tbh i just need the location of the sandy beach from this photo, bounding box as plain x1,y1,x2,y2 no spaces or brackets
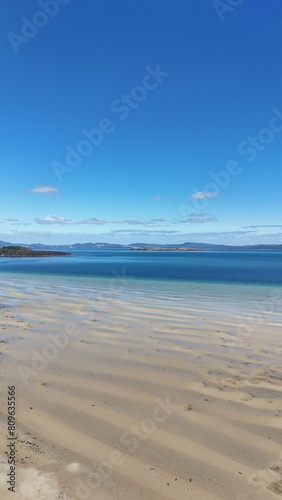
0,278,282,500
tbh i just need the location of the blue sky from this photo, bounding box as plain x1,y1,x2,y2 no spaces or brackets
1,0,282,245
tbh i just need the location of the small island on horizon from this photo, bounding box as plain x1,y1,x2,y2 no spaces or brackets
129,247,204,251
0,246,71,258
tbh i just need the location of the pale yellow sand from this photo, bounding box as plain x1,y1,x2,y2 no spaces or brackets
0,280,282,499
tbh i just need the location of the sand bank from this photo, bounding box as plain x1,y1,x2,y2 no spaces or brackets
0,279,282,499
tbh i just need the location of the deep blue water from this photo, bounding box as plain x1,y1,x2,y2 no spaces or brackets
0,250,282,286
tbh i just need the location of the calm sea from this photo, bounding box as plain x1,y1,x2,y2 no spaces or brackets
0,250,282,321
0,249,282,286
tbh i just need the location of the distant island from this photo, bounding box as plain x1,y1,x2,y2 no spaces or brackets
1,240,282,251
0,246,71,258
129,247,203,252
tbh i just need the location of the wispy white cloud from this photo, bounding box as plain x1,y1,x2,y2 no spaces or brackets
172,213,218,224
35,213,217,227
35,215,165,227
186,217,218,224
242,224,282,229
28,185,59,195
1,229,282,247
10,222,32,226
111,229,180,235
3,218,31,226
152,195,164,201
189,191,219,200
36,215,74,224
189,213,207,217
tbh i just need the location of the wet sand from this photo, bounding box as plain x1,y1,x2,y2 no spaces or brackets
0,279,282,499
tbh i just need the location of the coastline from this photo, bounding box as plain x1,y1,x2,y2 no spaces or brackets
0,246,71,258
0,276,282,499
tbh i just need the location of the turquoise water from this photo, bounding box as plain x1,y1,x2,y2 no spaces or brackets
0,250,282,286
1,251,281,340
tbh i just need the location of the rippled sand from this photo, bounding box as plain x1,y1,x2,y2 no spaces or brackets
0,278,282,499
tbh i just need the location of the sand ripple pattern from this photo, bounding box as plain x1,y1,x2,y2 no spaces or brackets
0,278,282,499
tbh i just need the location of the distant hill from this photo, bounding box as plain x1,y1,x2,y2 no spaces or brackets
29,242,126,250
0,240,14,247
128,242,282,250
0,240,282,251
129,242,219,249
